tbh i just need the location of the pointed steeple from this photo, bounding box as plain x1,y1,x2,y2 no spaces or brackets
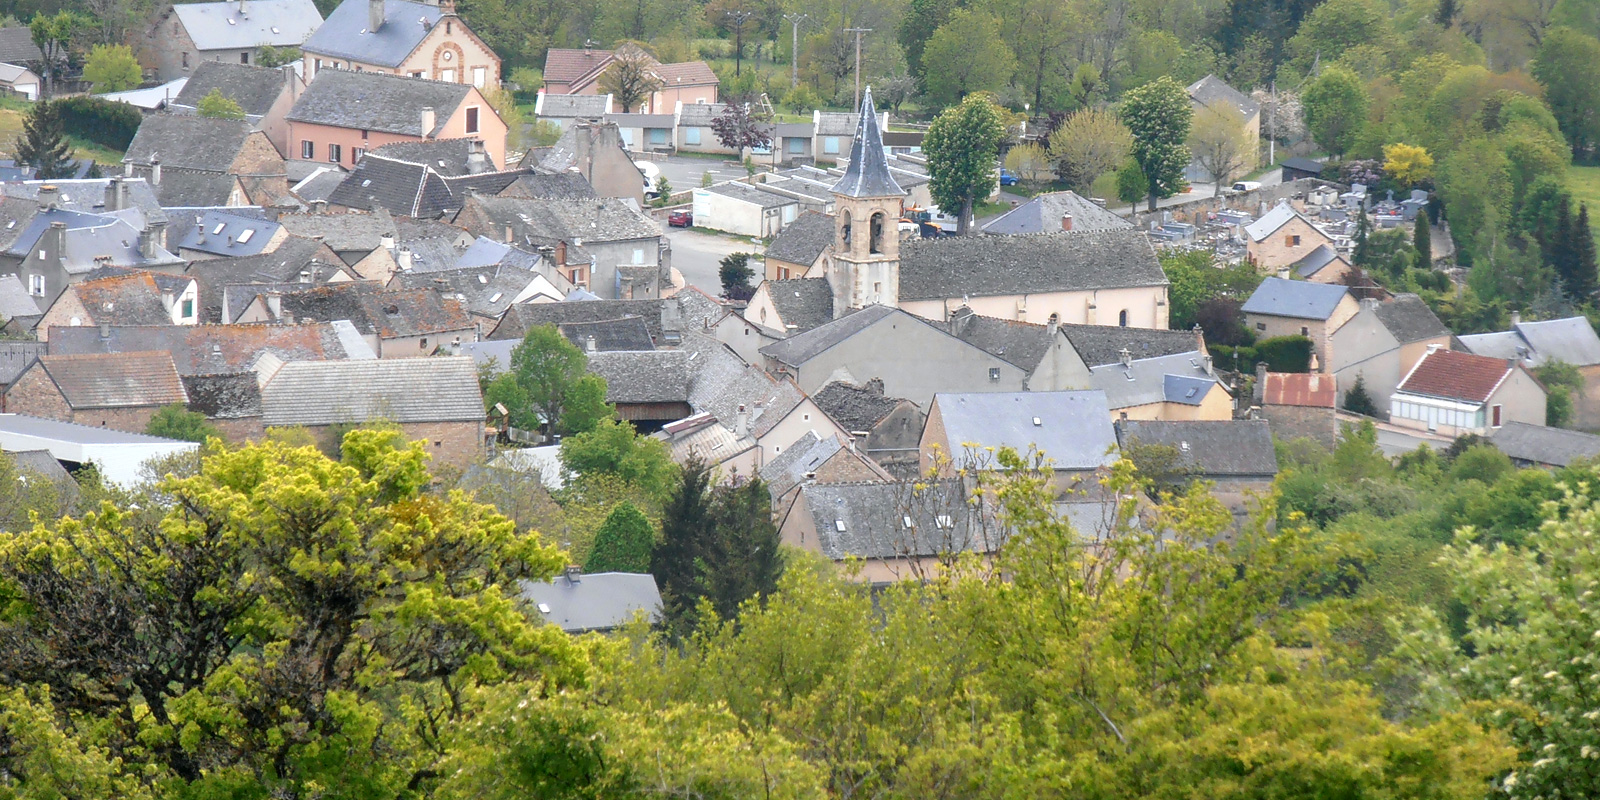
831,86,904,198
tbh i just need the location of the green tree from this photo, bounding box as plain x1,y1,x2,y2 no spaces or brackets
584,500,655,573
559,417,677,500
1574,204,1599,299
923,94,1007,234
1414,210,1433,266
897,0,959,87
29,11,79,98
652,174,671,207
1119,75,1193,211
597,46,664,113
919,9,1016,105
558,373,613,435
1189,102,1252,196
0,431,583,795
196,87,246,120
489,324,595,433
1343,374,1379,416
145,404,220,443
1532,26,1600,159
1536,359,1583,427
255,45,300,67
82,44,139,92
703,476,782,620
719,252,755,301
1302,64,1369,159
1046,107,1132,191
14,101,72,180
1116,158,1148,212
651,456,715,632
1286,0,1394,70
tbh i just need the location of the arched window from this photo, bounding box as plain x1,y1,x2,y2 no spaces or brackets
869,211,886,254
1118,309,1129,327
840,210,852,245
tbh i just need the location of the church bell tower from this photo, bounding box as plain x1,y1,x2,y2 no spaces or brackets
828,85,906,317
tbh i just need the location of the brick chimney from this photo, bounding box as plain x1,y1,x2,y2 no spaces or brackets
37,184,58,209
1061,212,1073,231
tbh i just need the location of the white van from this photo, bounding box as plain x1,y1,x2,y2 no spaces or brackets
1231,181,1262,193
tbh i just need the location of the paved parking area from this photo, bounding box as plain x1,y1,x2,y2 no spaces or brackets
666,227,765,294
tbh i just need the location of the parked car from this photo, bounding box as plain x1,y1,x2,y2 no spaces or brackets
999,168,1018,187
668,210,693,228
1230,181,1263,193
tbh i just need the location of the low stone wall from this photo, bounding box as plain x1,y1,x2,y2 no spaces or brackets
1130,178,1347,229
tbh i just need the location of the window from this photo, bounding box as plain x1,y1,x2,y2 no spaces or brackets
182,298,194,318
411,70,423,77
684,127,701,145
649,128,668,145
361,128,369,140
301,140,314,159
777,266,790,279
473,66,487,87
240,52,249,64
465,106,479,134
1286,234,1301,246
441,68,455,82
315,58,323,71
28,274,43,297
1300,325,1309,336
182,51,189,68
823,136,840,155
632,248,644,264
328,143,341,163
1493,404,1503,427
869,212,885,254
1118,309,1128,327
1255,322,1266,331
353,147,366,161
568,265,588,286
446,20,452,33
619,128,634,148
787,137,803,154
989,367,1001,382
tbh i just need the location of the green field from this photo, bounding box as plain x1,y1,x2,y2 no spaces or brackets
1567,164,1600,235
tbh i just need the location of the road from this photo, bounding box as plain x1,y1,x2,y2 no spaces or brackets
667,227,765,293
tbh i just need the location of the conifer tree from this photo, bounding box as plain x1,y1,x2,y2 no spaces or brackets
584,501,655,574
14,100,72,180
1572,204,1599,301
1343,374,1378,417
1553,200,1581,299
1413,211,1432,267
651,457,714,632
1352,207,1373,267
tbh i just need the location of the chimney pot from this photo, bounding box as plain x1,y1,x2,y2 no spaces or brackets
585,335,597,352
151,158,162,186
1118,347,1132,367
1061,213,1073,231
1511,310,1521,326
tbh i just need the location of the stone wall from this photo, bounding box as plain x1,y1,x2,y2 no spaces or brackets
1261,404,1338,450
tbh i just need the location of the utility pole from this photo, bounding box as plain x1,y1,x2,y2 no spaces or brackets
844,27,871,109
783,13,809,90
725,10,757,76
1268,80,1276,166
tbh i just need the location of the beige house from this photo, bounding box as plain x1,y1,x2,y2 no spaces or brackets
1460,315,1600,430
1244,202,1336,270
301,0,500,89
282,69,507,172
36,271,198,342
139,0,322,82
1241,277,1360,371
541,45,717,112
1087,350,1233,421
1328,294,1454,412
1390,347,1547,436
1185,75,1260,184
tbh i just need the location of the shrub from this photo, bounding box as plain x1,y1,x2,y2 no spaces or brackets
54,95,141,151
1254,335,1314,372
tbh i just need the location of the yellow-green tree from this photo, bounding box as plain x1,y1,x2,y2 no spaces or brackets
1383,142,1435,187
82,43,140,92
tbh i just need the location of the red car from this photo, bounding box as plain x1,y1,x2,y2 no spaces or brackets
668,210,693,228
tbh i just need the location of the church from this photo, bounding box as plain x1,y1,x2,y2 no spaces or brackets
746,88,1171,337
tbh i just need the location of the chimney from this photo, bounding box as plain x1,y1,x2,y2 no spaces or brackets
122,161,133,177
865,377,884,396
1193,322,1204,352
1118,347,1132,368
103,177,119,211
237,0,246,13
1363,297,1380,311
37,184,57,209
1510,310,1521,327
1254,361,1268,401
368,0,384,31
734,403,749,438
555,239,567,265
266,293,282,319
397,246,413,270
151,158,162,186
1061,213,1073,231
419,107,435,139
466,139,489,173
585,335,597,353
1202,354,1213,376
99,322,110,339
503,225,513,244
564,565,581,584
380,233,395,251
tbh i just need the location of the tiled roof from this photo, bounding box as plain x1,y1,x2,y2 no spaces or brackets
171,61,289,117
899,229,1166,301
944,309,1052,371
455,195,660,244
48,322,354,375
1396,348,1515,403
830,87,902,199
302,0,442,67
762,277,834,334
288,70,473,136
1088,351,1224,410
1241,276,1350,321
327,154,456,218
1243,201,1310,242
174,210,281,257
701,181,795,208
796,480,991,560
497,172,598,199
278,210,396,253
1514,318,1600,366
760,304,898,366
1261,371,1336,408
369,138,494,177
124,113,253,172
981,191,1132,235
260,356,484,426
393,264,546,318
172,0,322,50
653,61,717,85
66,273,172,327
1372,294,1450,344
677,102,726,127
542,48,616,86
1059,323,1201,367
0,27,42,63
491,299,666,342
814,111,862,136
930,390,1118,470
151,169,240,208
356,288,474,337
1292,244,1343,278
1115,419,1277,477
812,380,907,434
1490,421,1600,467
758,430,837,499
586,349,692,403
764,210,834,266
184,235,345,322
0,342,44,385
558,316,655,351
535,93,612,119
34,351,186,409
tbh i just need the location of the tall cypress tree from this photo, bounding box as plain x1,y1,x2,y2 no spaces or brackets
14,100,71,180
585,501,655,574
704,477,783,620
1413,212,1432,267
651,457,714,633
1352,207,1373,267
1553,200,1580,298
1572,204,1599,302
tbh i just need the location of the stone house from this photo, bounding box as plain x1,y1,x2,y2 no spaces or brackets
4,351,187,432
1460,315,1600,429
1390,347,1547,436
1241,277,1360,371
1089,350,1233,421
451,194,662,299
1255,369,1339,448
780,479,990,584
1327,294,1454,412
123,115,289,207
1244,201,1336,270
745,277,835,336
759,430,892,525
301,0,500,89
35,270,198,341
4,200,185,309
1293,244,1356,285
527,121,645,203
811,379,925,477
1028,322,1207,392
46,321,363,372
169,62,305,154
258,354,485,466
762,211,834,281
233,283,476,357
541,45,717,112
139,0,323,82
282,69,507,173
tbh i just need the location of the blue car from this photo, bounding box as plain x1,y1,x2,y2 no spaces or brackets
999,169,1018,187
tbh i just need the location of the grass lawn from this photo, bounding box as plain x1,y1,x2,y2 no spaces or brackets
1568,164,1600,235
0,100,126,166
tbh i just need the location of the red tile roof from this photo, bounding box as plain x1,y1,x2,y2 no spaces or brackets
1262,371,1336,408
654,61,719,86
38,351,186,409
1397,348,1514,403
542,48,616,86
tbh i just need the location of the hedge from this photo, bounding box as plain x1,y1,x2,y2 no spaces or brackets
1210,335,1314,373
54,96,141,152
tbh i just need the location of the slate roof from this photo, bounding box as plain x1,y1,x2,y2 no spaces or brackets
677,102,727,127
702,181,795,208
753,278,831,335
302,0,442,66
4,208,184,274
1243,202,1311,242
327,154,457,218
260,355,484,426
369,138,494,177
1116,419,1278,478
814,111,862,137
520,571,662,633
1186,74,1260,118
288,70,473,136
930,390,1118,470
1396,348,1516,403
278,210,397,253
899,230,1166,301
393,264,544,318
759,430,838,499
490,299,667,342
0,274,40,321
586,349,692,403
357,288,474,337
8,449,73,487
1461,317,1600,367
1059,323,1201,367
1282,157,1324,173
498,172,598,199
32,351,186,409
831,87,902,199
1373,294,1451,344
1490,421,1600,468
981,191,1132,235
1292,244,1344,278
0,27,42,63
65,273,173,327
457,195,660,246
182,372,262,418
558,316,655,351
171,61,289,117
536,93,612,119
151,169,241,208
945,310,1052,371
764,210,834,266
175,210,281,257
1088,351,1225,410
172,0,322,50
451,236,545,273
185,236,344,321
796,480,993,561
812,381,906,434
1241,277,1351,321
760,304,899,366
0,342,45,385
125,115,253,173
4,178,165,224
1261,372,1336,407
654,61,717,85
48,322,354,375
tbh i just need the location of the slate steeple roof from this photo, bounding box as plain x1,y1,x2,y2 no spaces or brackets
831,86,904,199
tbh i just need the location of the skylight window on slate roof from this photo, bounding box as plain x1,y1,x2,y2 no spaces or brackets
213,223,226,234
835,519,847,532
237,228,253,243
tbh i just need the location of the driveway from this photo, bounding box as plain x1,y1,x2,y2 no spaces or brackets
648,154,750,194
667,227,765,294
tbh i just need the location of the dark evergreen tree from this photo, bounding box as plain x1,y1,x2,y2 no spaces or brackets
1413,211,1432,267
719,252,755,301
1572,204,1599,301
1343,374,1379,417
704,477,783,620
1351,207,1373,267
1434,0,1458,26
1553,200,1581,299
585,501,655,574
651,457,715,633
15,100,72,180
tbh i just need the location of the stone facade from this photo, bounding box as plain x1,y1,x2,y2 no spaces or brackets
290,419,484,469
1247,214,1335,271
304,14,501,89
2,365,165,432
1260,404,1338,449
1244,293,1360,372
